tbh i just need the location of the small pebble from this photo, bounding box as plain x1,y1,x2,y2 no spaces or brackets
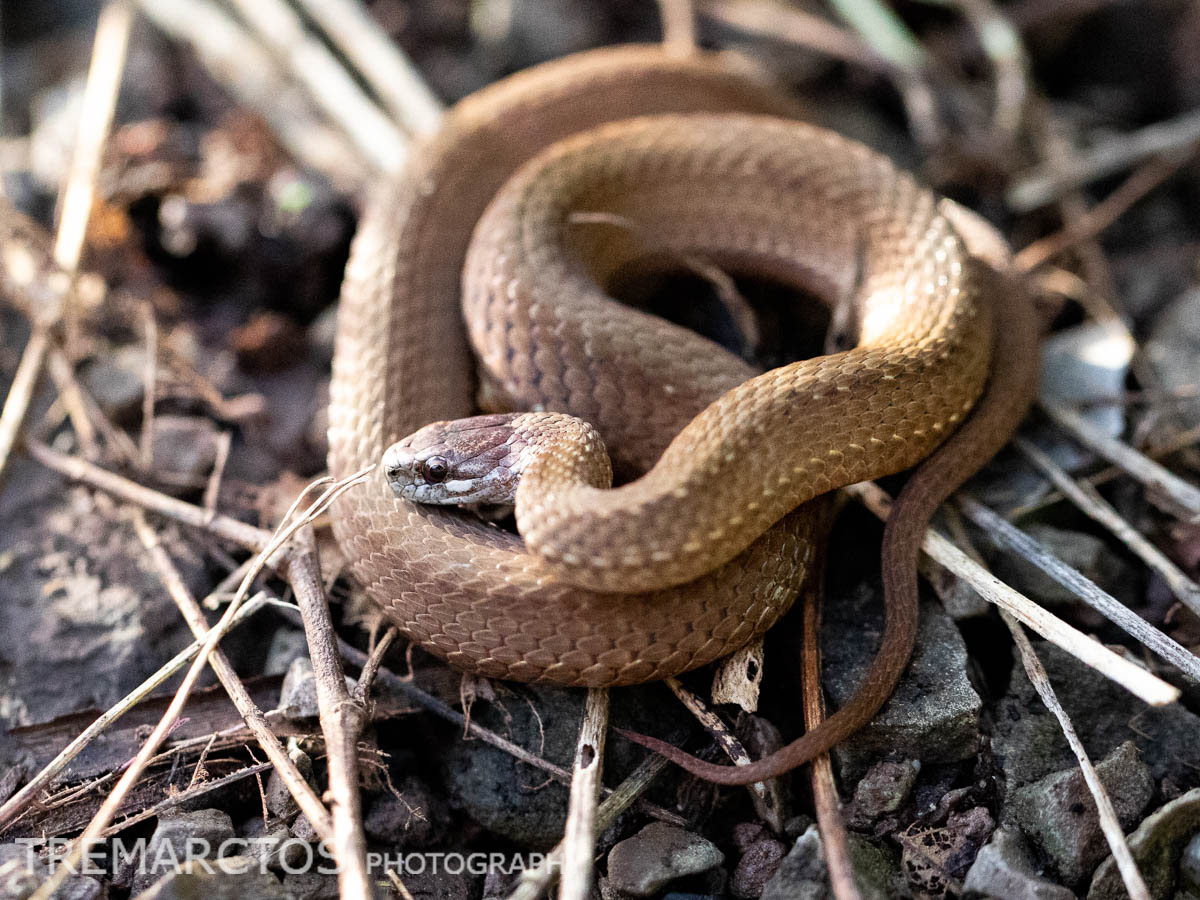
731,833,787,898
606,822,724,897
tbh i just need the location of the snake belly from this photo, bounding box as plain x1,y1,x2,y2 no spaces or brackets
327,45,994,688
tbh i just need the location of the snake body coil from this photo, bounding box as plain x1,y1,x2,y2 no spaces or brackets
328,46,1039,784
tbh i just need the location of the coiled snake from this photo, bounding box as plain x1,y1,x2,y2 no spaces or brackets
327,45,1039,784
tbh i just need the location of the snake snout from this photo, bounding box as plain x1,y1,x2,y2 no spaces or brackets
381,443,417,498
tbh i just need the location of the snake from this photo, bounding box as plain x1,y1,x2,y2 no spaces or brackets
327,45,1040,785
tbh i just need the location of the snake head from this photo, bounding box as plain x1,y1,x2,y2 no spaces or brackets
382,413,525,506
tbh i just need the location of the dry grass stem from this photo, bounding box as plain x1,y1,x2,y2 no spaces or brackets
386,870,419,900
1001,612,1150,899
223,0,407,174
96,762,274,837
1016,154,1194,270
0,595,268,835
132,511,334,840
701,0,940,145
828,0,927,71
0,329,50,481
958,493,1200,681
1025,103,1141,352
202,430,233,514
135,0,367,188
1015,437,1200,614
139,304,158,467
30,580,280,898
53,0,133,273
850,482,1180,705
509,753,672,900
947,0,1031,136
47,342,143,464
294,0,444,135
43,343,100,459
0,0,131,483
14,455,373,893
1041,398,1200,519
1009,106,1200,210
27,464,370,895
700,0,889,71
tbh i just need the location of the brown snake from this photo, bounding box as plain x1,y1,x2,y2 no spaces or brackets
327,45,1040,785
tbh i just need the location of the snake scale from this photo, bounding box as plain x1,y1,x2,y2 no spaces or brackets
327,45,1040,784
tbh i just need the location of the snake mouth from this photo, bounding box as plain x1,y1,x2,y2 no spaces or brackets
389,481,419,502
384,470,447,504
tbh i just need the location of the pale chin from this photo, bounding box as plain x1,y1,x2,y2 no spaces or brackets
386,478,417,501
390,478,489,507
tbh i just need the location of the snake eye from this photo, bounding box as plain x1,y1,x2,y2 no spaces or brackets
422,456,449,484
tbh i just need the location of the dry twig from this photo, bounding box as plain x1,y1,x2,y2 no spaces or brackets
32,596,268,894
223,0,407,174
293,0,443,136
352,627,399,705
850,482,1180,705
1009,106,1200,211
664,677,771,799
0,595,269,835
135,0,367,188
508,754,672,900
958,493,1200,682
1002,613,1150,899
1009,420,1200,519
659,0,698,53
18,446,374,895
1016,153,1195,270
1042,398,1200,520
801,562,862,900
1015,437,1200,615
284,529,375,899
26,437,273,551
559,689,609,900
132,511,334,838
333,640,688,827
30,467,371,898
